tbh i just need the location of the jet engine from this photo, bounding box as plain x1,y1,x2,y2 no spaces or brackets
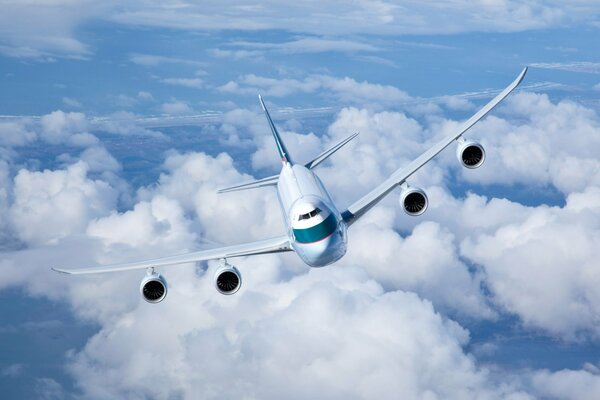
457,140,485,169
140,271,167,303
400,186,428,216
215,263,242,295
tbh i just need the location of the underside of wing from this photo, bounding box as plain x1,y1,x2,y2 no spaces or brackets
342,67,528,226
52,235,292,275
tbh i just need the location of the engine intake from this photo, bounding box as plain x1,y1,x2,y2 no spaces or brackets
400,186,428,216
457,140,485,169
140,272,167,303
215,264,242,295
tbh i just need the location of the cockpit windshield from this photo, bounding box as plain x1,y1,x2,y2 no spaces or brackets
298,207,322,221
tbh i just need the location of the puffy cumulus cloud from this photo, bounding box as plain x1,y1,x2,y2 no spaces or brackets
251,129,322,170
0,119,37,147
528,366,600,399
449,92,600,194
87,195,195,250
461,186,600,339
317,107,442,204
39,110,89,145
9,161,118,246
63,263,530,399
345,214,493,318
139,151,286,244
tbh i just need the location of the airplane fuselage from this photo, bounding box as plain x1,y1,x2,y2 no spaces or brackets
277,163,347,267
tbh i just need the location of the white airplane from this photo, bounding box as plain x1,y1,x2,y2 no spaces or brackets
53,68,528,303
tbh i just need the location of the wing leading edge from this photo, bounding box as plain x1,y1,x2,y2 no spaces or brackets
52,235,292,275
342,67,528,225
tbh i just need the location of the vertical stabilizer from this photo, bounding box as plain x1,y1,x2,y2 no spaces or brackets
258,95,293,164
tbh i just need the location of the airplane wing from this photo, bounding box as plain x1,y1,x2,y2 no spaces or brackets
52,235,292,275
342,67,528,225
217,174,279,193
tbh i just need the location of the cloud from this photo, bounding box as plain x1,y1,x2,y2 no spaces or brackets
529,61,600,74
461,186,600,339
0,119,37,147
9,161,119,246
62,97,83,108
63,262,526,399
128,53,205,67
2,2,600,60
227,37,381,54
160,77,204,89
109,1,600,36
218,74,411,106
160,100,193,115
0,1,101,59
39,110,88,145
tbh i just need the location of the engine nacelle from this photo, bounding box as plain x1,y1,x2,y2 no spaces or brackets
214,264,242,295
457,140,485,169
140,272,167,303
400,186,428,216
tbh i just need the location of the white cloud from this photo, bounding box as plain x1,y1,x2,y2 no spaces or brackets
63,262,527,399
39,110,88,145
160,77,204,89
9,161,118,245
2,2,600,60
0,120,37,147
129,53,205,67
219,74,411,106
227,37,381,54
62,97,82,108
160,100,193,115
529,367,600,399
461,186,600,339
530,61,600,74
110,1,598,35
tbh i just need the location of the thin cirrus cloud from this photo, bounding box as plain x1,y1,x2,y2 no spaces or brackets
2,2,600,59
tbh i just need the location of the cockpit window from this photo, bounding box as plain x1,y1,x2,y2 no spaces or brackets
298,207,322,221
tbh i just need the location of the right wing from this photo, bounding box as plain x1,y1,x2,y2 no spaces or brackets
52,235,292,275
342,67,528,225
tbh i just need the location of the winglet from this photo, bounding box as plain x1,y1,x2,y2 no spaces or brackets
258,95,293,164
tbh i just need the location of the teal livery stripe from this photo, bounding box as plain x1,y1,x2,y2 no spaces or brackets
293,213,337,243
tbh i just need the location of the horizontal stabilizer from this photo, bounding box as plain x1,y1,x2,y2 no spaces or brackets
305,132,359,169
217,174,279,193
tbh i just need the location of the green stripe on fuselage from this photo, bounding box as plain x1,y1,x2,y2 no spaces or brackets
293,213,338,243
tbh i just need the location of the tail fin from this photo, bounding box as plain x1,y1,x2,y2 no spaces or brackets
258,95,293,164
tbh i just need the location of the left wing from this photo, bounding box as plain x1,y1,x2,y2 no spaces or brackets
52,235,292,275
342,67,527,225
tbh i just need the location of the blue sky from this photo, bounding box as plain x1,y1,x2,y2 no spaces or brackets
2,1,600,399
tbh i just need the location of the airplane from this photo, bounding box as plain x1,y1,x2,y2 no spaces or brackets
52,67,528,303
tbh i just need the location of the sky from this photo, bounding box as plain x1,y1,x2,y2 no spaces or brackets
2,1,600,399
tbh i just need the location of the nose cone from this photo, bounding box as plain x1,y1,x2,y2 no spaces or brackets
294,228,347,267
